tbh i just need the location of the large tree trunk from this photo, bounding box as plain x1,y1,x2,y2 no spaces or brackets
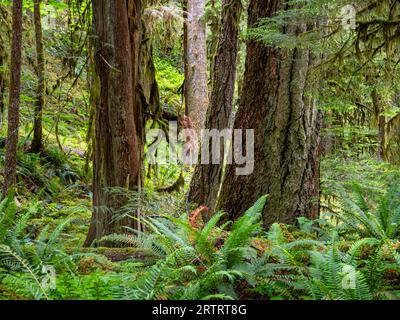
188,0,242,213
84,0,140,246
2,0,23,198
31,0,45,153
185,0,208,131
217,0,321,226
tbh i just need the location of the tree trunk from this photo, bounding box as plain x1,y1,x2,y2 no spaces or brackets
84,0,140,246
217,0,321,226
127,0,144,186
372,89,386,161
182,0,189,116
0,29,5,130
2,0,23,199
0,4,7,130
31,0,45,153
377,114,386,161
128,0,160,185
185,0,209,131
188,0,242,213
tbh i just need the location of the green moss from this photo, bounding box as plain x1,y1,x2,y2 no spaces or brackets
77,247,157,263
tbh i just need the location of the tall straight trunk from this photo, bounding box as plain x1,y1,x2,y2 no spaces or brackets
127,0,143,185
84,0,140,246
31,0,45,153
0,4,7,129
185,0,208,131
217,0,321,226
128,0,160,185
378,114,386,160
84,7,98,176
188,0,242,212
2,0,23,198
182,0,189,116
372,89,386,161
0,30,5,130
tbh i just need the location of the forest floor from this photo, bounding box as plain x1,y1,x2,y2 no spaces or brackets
1,141,400,300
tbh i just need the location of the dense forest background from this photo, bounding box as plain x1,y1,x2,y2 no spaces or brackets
0,0,400,300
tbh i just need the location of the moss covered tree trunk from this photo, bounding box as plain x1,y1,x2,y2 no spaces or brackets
31,0,45,153
127,0,144,186
2,0,23,199
0,5,7,129
188,0,242,213
128,0,160,185
217,0,321,226
0,29,5,130
372,89,387,161
84,0,140,246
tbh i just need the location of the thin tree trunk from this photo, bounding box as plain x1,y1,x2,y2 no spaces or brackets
185,0,208,131
217,0,321,226
2,0,23,198
377,114,386,161
84,16,97,176
127,0,144,186
0,31,5,130
182,0,189,116
372,88,386,161
128,0,160,185
84,0,140,246
31,0,45,153
188,0,242,213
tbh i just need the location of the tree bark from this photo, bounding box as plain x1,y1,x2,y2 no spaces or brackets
84,0,140,246
2,0,23,198
31,0,45,153
185,0,209,131
372,88,386,161
0,4,7,130
182,0,189,116
0,29,5,130
128,0,160,184
188,0,242,213
217,0,321,226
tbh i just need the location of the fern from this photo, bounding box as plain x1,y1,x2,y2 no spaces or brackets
334,180,400,240
0,245,49,300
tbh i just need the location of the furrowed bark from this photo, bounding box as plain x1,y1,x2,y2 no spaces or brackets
84,0,140,246
217,0,321,226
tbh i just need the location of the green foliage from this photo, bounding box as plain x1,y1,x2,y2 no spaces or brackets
108,195,267,300
328,177,400,240
154,56,184,111
105,194,400,300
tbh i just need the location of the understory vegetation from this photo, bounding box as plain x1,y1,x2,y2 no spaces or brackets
0,155,400,300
